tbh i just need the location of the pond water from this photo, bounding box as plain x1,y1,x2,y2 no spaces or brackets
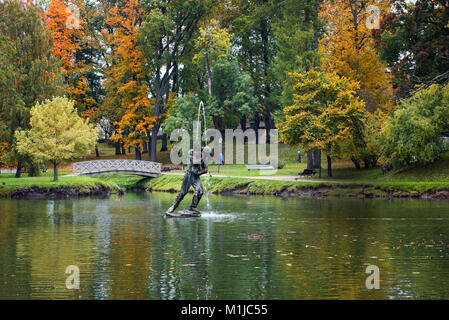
1,192,449,299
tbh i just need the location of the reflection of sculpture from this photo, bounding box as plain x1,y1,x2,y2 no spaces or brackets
166,147,209,215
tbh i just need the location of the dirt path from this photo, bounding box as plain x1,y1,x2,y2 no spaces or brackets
164,172,340,183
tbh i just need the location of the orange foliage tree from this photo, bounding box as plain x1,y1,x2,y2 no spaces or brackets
44,0,99,122
102,0,155,158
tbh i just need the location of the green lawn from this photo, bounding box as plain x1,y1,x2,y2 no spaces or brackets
0,173,120,197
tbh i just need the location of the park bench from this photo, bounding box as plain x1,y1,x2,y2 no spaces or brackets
246,165,275,171
0,168,25,174
298,169,316,176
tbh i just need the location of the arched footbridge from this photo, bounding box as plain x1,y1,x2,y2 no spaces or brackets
72,160,162,178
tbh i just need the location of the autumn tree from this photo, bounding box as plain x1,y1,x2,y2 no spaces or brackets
375,0,449,97
103,0,155,160
44,0,103,156
319,0,392,112
277,70,367,177
0,0,66,177
15,97,98,181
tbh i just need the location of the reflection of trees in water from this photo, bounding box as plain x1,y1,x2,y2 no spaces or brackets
95,192,158,299
2,194,449,299
147,195,278,300
0,200,32,298
5,199,97,299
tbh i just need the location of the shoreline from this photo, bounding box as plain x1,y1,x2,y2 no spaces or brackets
3,183,118,199
148,175,449,200
1,173,449,200
0,175,122,199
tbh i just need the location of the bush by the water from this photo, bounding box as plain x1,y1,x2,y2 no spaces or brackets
379,84,449,170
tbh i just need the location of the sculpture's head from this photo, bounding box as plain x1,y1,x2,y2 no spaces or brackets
188,146,211,165
202,146,211,166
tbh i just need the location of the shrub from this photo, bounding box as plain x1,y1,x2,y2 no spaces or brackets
379,84,449,169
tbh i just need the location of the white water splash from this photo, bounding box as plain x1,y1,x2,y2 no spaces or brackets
204,174,212,210
200,212,235,220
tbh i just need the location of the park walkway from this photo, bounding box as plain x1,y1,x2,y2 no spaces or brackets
164,171,340,184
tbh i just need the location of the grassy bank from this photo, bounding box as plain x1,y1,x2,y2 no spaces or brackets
1,171,448,200
0,173,120,198
147,174,449,200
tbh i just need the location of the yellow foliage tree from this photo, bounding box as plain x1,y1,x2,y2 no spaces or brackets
319,0,392,112
277,70,367,177
15,97,98,181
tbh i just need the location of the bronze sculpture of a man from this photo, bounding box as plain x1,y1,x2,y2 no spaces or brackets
166,147,209,215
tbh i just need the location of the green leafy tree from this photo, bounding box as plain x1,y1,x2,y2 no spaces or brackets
342,110,387,169
273,0,321,107
376,0,449,97
0,0,66,177
210,59,259,130
231,0,281,141
379,83,449,169
193,18,232,131
15,97,98,181
277,70,367,177
163,95,214,137
138,0,211,161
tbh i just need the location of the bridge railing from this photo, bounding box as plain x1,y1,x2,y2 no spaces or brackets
72,159,161,176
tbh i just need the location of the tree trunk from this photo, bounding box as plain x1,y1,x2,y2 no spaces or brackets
313,147,321,169
95,145,100,158
15,159,22,178
143,141,148,153
53,161,58,182
115,142,121,155
264,113,273,143
121,143,126,155
160,133,168,151
307,151,314,170
240,116,247,131
150,124,159,162
327,155,332,177
147,133,152,161
351,157,361,169
135,147,142,160
240,116,247,144
213,115,223,133
363,159,370,169
205,50,213,97
172,62,179,94
254,114,260,144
